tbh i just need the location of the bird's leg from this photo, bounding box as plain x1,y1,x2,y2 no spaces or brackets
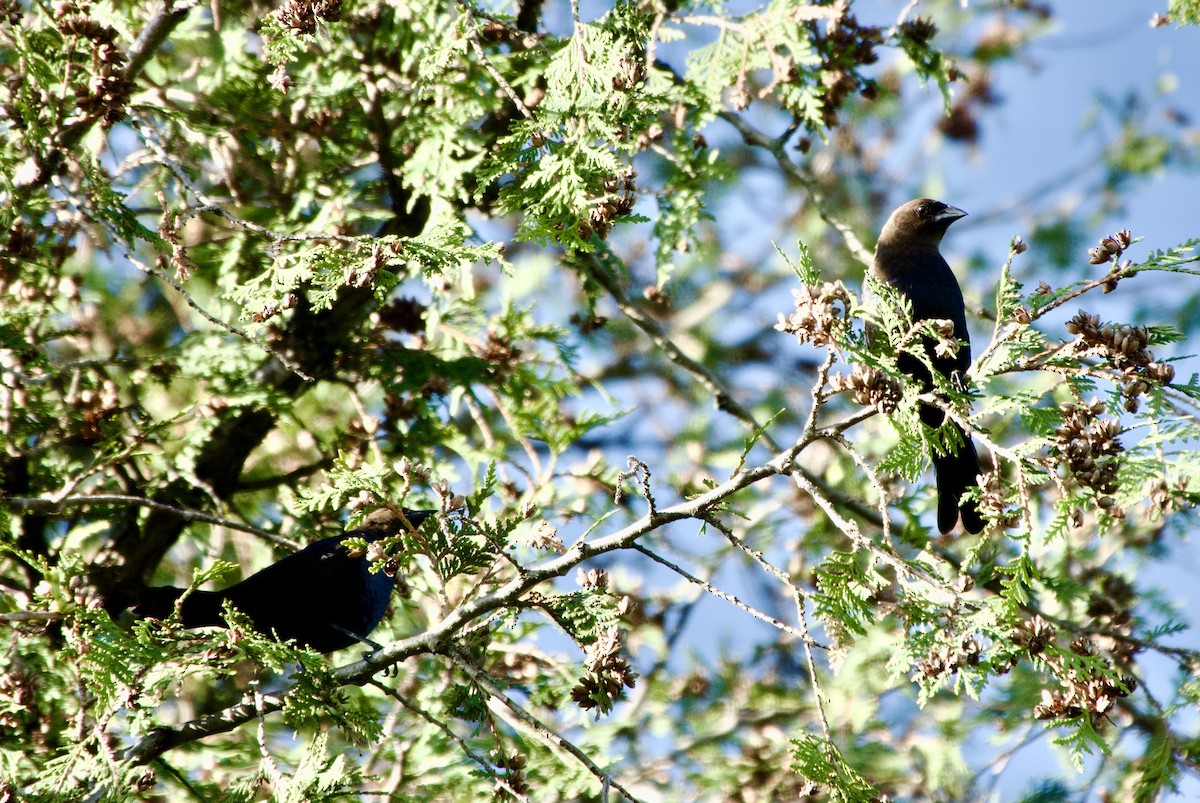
331,625,396,676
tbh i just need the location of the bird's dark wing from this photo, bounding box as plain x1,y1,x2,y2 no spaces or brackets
876,253,972,384
220,532,397,653
131,509,435,653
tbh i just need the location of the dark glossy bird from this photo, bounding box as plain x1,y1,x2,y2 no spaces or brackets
133,509,434,653
869,198,985,534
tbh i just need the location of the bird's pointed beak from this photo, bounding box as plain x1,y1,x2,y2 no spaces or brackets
936,205,967,222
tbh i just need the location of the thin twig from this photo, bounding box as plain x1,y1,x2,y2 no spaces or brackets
253,683,283,785
463,19,536,121
793,586,832,744
4,495,299,550
0,611,64,623
886,0,922,37
120,248,315,383
131,112,361,247
451,648,645,803
368,680,530,801
632,544,816,646
820,430,897,552
716,111,874,265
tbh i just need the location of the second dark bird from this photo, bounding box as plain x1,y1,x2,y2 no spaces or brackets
133,508,434,653
869,198,985,534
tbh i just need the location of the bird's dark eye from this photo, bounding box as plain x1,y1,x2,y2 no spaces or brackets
916,204,930,219
383,558,399,578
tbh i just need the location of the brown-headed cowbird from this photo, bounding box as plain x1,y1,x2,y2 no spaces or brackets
869,198,985,534
133,508,434,653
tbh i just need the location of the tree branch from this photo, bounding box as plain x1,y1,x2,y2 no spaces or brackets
121,430,818,765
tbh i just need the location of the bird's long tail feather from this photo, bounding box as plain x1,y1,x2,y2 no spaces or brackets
932,421,985,535
133,587,227,628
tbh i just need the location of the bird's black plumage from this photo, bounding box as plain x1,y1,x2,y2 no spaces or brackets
869,198,985,534
133,509,434,653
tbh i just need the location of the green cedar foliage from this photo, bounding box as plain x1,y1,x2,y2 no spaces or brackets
3,1,1200,801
